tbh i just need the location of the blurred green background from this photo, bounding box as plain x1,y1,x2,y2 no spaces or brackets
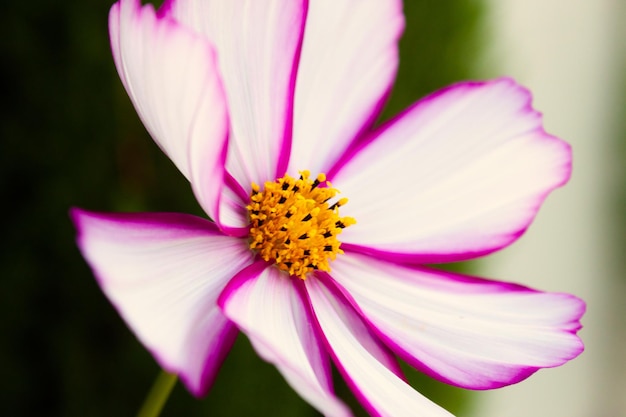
5,0,621,417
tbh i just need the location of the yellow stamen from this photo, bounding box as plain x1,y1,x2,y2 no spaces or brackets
247,171,356,279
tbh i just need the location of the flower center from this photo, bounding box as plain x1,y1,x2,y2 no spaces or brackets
247,171,356,279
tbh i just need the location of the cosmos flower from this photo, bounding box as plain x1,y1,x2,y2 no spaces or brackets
71,0,585,415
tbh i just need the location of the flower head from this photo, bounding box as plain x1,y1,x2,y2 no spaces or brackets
72,0,585,415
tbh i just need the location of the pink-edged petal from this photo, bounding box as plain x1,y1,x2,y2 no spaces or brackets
306,276,454,417
332,78,572,263
71,208,254,396
218,262,351,417
164,0,307,190
216,173,251,235
329,252,585,389
110,0,229,224
288,0,404,175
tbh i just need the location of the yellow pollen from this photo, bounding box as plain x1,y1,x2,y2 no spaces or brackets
247,171,356,279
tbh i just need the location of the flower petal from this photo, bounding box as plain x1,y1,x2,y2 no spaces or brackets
332,78,572,263
306,276,455,417
164,0,307,189
216,173,251,235
110,0,229,224
329,252,585,389
218,262,351,417
288,0,404,175
71,209,254,396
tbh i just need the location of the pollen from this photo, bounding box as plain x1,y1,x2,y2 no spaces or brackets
247,171,356,279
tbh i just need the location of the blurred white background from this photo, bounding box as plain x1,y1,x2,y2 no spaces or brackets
470,0,626,416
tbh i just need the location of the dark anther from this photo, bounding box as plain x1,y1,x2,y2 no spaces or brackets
286,212,293,218
284,262,293,267
323,231,333,238
324,245,333,251
257,220,264,226
282,182,289,190
298,233,308,240
303,250,310,256
278,196,287,204
251,210,260,215
307,264,319,269
311,179,320,189
292,186,299,192
285,238,291,245
335,221,346,228
280,226,288,231
302,213,312,222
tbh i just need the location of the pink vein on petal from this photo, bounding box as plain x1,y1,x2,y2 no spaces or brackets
219,263,351,417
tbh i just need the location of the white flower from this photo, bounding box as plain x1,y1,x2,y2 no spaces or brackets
72,1,585,415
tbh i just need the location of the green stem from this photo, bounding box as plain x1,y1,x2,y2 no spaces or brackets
136,370,178,417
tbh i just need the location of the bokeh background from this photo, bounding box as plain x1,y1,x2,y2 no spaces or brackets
2,0,624,416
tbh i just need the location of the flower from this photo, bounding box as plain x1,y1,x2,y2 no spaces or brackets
71,0,585,415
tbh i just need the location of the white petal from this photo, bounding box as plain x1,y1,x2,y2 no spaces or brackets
288,0,404,175
72,209,253,396
329,252,585,389
217,173,251,234
219,263,351,417
165,0,307,189
306,276,454,417
332,79,572,262
110,0,229,223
